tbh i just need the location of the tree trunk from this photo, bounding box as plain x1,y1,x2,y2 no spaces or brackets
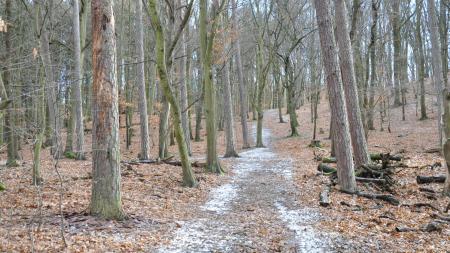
440,0,448,87
73,0,86,160
231,0,250,149
135,0,151,160
200,0,223,173
391,1,402,107
38,0,62,158
334,0,370,168
180,31,191,155
3,0,19,167
223,61,239,157
90,0,124,220
416,0,427,120
314,0,357,193
367,0,378,130
427,0,449,195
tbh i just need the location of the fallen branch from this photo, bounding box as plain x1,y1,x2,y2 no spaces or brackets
416,175,446,184
356,192,400,206
370,153,402,161
403,203,441,212
355,177,386,184
122,159,206,168
431,213,450,222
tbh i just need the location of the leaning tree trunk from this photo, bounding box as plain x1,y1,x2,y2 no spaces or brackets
231,0,250,149
90,0,125,220
148,0,197,187
135,0,151,160
334,0,370,168
427,0,448,195
314,0,357,193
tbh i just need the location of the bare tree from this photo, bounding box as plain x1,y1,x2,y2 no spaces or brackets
314,0,357,193
334,0,370,168
135,0,151,160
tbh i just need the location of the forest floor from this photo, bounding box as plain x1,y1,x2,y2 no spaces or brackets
1,89,450,252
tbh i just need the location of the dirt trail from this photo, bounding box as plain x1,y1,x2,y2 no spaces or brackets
158,111,336,252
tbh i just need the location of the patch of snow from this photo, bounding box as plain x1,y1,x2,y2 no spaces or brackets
201,183,238,213
274,201,327,253
158,219,240,253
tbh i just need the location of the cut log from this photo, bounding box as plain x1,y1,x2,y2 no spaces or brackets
431,213,450,222
321,157,336,163
418,187,437,193
356,192,400,205
319,185,331,207
395,226,416,232
420,221,442,232
424,147,441,154
355,177,386,184
317,163,337,174
370,153,402,161
416,175,446,184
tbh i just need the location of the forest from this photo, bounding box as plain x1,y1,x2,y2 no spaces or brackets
0,0,449,252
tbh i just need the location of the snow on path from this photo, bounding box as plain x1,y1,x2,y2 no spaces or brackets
158,115,332,252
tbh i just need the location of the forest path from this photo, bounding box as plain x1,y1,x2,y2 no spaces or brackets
158,111,332,252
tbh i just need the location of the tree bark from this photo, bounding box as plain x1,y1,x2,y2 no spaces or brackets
90,0,124,219
314,0,357,193
334,0,371,168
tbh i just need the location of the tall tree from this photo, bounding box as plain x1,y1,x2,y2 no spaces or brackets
334,0,370,168
231,0,251,149
135,0,151,160
416,0,427,120
199,0,224,173
314,0,357,193
90,0,124,219
73,0,86,160
366,0,379,130
3,0,19,167
38,0,63,158
427,0,449,195
391,1,402,107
